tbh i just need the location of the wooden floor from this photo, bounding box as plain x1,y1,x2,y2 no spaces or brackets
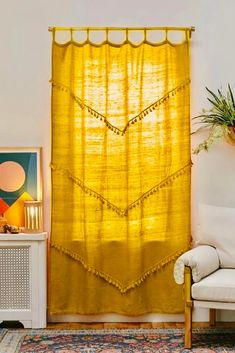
47,322,235,330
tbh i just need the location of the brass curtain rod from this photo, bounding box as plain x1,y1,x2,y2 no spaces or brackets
48,26,195,32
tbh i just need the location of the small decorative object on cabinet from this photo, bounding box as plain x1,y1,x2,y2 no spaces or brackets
0,232,47,328
192,85,235,154
0,216,7,233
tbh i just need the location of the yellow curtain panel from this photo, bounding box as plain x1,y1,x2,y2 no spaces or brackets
49,28,191,315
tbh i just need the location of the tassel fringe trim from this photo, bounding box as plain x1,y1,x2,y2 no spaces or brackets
51,241,190,293
50,79,190,136
51,162,192,217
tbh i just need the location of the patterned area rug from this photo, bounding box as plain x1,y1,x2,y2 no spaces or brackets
0,328,235,353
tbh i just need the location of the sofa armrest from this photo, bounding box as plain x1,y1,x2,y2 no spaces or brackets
174,245,219,284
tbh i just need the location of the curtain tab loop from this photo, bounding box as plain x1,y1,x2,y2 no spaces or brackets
105,28,109,42
144,28,147,42
70,28,74,41
187,29,191,40
126,28,128,41
52,28,56,42
87,28,90,42
165,28,168,41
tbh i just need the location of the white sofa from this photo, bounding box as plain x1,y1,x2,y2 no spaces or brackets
174,204,235,348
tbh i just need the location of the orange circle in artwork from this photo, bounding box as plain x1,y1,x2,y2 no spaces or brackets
0,161,26,192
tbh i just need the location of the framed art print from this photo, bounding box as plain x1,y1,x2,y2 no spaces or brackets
0,147,42,227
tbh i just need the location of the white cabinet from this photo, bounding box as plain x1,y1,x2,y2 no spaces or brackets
0,232,47,328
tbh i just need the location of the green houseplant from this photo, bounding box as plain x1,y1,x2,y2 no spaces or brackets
193,85,235,154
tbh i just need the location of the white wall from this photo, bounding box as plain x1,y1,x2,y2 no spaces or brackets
1,0,235,322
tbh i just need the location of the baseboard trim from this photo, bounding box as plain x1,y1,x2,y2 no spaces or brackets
48,314,185,323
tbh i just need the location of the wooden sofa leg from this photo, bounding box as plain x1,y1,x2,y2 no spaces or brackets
209,308,216,326
184,267,193,349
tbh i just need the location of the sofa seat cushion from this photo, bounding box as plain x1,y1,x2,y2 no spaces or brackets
192,269,235,302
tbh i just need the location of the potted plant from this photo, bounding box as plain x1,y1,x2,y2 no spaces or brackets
193,85,235,154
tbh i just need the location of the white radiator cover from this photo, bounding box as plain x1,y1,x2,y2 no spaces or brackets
0,233,47,328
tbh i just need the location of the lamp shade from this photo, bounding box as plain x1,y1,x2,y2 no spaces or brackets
24,201,43,233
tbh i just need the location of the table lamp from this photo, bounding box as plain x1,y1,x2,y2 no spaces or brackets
24,201,43,233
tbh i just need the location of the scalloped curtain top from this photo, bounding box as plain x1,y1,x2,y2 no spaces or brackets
51,27,193,47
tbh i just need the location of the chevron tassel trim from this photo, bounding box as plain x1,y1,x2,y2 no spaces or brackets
51,241,190,293
50,79,190,136
50,161,192,216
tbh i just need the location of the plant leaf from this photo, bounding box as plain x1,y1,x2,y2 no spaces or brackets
228,84,235,109
206,87,221,104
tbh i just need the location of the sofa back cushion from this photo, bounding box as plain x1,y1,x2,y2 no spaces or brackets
197,203,235,268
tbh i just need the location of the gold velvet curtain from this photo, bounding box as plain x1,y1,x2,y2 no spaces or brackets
49,28,191,315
